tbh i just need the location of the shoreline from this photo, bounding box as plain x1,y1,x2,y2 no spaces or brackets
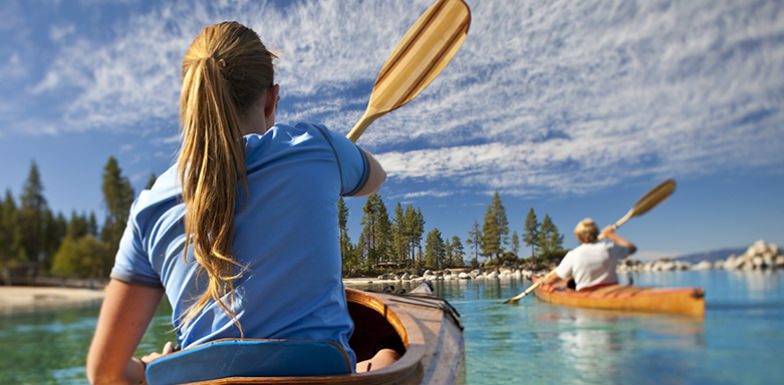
0,286,106,315
5,239,781,316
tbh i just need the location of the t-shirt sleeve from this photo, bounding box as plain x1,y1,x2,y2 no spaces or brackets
554,252,573,279
608,243,630,262
109,209,163,288
318,125,369,196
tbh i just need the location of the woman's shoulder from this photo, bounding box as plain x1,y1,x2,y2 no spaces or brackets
138,165,179,199
243,122,340,156
132,164,183,225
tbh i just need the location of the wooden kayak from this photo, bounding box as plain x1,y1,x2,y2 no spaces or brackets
531,276,705,317
149,283,465,384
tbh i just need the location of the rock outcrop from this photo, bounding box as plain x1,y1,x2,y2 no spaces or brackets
616,240,782,273
352,240,782,286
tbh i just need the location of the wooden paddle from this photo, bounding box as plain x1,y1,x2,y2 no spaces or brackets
602,179,676,236
346,0,471,142
502,179,677,304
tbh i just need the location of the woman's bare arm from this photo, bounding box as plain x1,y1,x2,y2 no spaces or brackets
87,279,164,385
350,149,386,196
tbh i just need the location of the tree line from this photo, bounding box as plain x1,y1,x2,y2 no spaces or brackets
0,159,568,281
0,158,150,281
340,191,567,276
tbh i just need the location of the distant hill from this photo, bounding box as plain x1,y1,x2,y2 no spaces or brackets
674,247,747,264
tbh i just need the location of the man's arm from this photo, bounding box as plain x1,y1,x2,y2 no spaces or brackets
540,269,562,285
601,226,637,255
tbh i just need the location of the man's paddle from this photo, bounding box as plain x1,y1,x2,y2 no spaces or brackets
602,179,676,234
502,179,677,304
346,0,471,142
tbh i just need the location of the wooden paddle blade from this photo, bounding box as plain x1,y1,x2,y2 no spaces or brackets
629,179,676,218
347,0,471,142
374,0,470,109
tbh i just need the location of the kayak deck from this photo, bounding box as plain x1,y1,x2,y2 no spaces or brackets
532,277,705,317
187,284,465,384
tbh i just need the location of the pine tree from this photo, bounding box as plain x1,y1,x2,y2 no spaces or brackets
145,173,158,190
481,191,509,263
88,212,99,237
466,220,481,267
510,230,520,257
444,241,454,268
18,161,50,268
337,197,359,275
338,197,351,260
539,214,564,257
391,203,408,263
0,191,21,268
101,157,135,260
404,205,425,266
414,208,425,264
424,228,445,270
374,198,391,262
44,211,67,269
67,211,89,239
522,208,540,261
450,235,465,267
358,193,391,266
358,197,376,267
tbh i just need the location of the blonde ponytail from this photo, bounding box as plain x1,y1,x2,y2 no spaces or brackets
177,22,276,333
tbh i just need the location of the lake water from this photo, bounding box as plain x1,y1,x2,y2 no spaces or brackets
2,270,783,384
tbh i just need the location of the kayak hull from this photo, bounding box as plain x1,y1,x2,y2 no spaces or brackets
185,283,464,384
532,276,705,317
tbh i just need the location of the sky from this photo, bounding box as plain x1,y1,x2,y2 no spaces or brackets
1,0,782,261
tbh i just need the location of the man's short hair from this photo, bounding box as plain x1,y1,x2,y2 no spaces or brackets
574,218,599,243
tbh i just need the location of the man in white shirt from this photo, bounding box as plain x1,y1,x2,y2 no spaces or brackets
542,218,636,291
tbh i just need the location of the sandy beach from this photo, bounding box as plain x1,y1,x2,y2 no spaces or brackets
0,281,379,315
0,275,436,315
0,286,106,315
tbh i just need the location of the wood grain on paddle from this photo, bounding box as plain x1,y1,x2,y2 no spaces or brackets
347,0,470,142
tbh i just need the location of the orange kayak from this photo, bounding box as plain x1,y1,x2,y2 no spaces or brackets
531,276,705,317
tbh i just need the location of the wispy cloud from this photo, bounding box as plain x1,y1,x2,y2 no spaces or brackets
4,0,784,200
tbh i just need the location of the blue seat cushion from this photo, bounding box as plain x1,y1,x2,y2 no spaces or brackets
145,339,353,385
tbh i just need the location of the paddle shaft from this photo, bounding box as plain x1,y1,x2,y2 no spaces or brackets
503,280,543,304
503,270,558,304
347,111,377,143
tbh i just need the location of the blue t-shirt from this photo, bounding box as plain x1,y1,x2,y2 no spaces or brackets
110,123,368,366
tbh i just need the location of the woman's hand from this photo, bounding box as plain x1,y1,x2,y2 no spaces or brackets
141,341,175,364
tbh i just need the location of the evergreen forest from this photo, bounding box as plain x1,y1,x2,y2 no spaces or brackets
0,159,567,282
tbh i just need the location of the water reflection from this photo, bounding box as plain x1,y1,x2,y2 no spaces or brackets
533,305,706,385
421,277,712,385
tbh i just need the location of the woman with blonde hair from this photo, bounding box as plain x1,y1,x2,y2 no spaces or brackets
87,21,388,384
541,218,636,291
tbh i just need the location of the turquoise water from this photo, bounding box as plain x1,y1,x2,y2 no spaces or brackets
2,270,783,384
448,271,784,385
